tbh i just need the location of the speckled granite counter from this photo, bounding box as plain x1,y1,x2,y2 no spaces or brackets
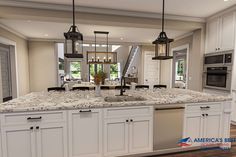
0,89,232,113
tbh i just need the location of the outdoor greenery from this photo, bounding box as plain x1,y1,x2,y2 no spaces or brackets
110,64,119,80
70,62,81,79
177,60,184,76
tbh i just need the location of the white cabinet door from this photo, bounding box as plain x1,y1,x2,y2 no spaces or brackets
184,113,203,146
104,118,129,157
206,18,219,53
219,12,235,51
1,125,36,157
203,112,222,139
36,123,68,157
68,109,102,157
129,116,153,154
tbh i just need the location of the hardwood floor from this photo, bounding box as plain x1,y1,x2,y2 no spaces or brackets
149,125,236,157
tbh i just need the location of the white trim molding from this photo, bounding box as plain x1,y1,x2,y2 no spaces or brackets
0,0,205,23
0,36,19,98
170,44,190,89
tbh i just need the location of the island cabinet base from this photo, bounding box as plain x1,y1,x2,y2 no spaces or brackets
0,111,68,157
0,102,232,157
183,101,232,148
103,106,153,157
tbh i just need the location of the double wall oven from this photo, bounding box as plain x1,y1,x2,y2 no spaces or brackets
203,52,233,91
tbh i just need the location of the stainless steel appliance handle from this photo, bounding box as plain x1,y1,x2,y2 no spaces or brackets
155,107,185,111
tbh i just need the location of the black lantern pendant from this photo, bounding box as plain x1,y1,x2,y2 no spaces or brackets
152,0,174,60
64,0,83,59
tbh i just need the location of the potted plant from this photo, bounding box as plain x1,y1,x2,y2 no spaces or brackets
93,71,107,96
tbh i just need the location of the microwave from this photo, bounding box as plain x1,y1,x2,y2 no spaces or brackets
204,52,232,65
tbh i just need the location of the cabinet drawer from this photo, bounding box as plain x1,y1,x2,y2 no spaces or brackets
186,103,222,113
104,106,153,118
1,111,66,126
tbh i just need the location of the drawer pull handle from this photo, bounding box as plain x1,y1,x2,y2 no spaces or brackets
200,106,210,109
27,116,42,120
79,110,92,113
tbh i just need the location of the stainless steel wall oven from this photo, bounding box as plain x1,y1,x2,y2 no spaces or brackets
203,52,233,91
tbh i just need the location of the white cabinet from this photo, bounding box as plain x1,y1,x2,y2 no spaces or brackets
220,13,235,51
129,116,153,154
206,18,219,53
103,106,153,157
206,12,235,53
184,113,203,147
184,103,224,147
104,118,129,157
68,109,102,157
1,125,36,157
1,111,68,157
203,112,222,139
36,123,68,157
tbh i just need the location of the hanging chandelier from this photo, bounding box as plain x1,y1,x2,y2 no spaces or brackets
86,31,117,64
152,0,174,60
64,0,83,59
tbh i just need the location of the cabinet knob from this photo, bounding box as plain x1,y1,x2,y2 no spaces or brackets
126,120,129,123
202,114,205,117
130,119,133,122
30,126,34,130
36,126,40,130
206,114,209,116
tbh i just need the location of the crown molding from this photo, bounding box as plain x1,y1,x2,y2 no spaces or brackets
207,4,236,21
174,32,194,41
0,23,27,40
0,0,205,23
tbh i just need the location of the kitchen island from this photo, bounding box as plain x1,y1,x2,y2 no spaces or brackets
0,89,232,157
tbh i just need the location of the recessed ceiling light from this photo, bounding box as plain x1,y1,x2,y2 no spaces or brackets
27,20,31,22
120,37,124,40
44,34,49,37
224,0,229,2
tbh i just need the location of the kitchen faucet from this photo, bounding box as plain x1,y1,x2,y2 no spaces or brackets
119,76,126,96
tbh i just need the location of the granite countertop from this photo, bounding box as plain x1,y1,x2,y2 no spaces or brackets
0,89,232,113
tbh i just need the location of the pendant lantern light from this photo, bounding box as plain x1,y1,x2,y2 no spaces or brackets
152,0,174,60
64,0,83,59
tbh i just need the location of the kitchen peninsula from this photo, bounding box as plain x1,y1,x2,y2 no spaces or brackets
0,89,232,157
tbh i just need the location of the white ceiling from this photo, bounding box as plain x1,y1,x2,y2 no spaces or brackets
0,19,188,43
10,0,236,18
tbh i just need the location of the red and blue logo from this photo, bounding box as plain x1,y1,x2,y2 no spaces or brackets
178,137,193,147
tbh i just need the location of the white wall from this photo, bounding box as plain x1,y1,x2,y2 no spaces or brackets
0,26,30,96
160,29,205,91
29,41,57,92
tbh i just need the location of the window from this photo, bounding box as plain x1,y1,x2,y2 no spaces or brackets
110,63,121,80
89,64,103,81
70,62,82,80
175,59,185,81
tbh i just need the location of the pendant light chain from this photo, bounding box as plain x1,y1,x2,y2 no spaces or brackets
72,0,75,26
162,0,165,32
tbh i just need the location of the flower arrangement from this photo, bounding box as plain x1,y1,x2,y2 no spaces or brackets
93,71,107,85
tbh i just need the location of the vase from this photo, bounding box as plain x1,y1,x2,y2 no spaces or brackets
95,85,101,97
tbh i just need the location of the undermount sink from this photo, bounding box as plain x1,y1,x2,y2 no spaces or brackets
104,95,147,102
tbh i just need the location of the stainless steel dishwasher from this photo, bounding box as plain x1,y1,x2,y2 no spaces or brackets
154,105,185,150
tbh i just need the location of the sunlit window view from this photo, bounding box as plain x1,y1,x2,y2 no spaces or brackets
110,63,121,80
70,62,81,79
